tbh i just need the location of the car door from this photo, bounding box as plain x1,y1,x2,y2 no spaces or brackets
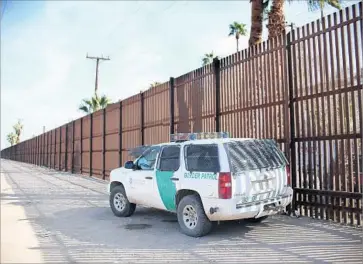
128,146,161,206
152,145,181,212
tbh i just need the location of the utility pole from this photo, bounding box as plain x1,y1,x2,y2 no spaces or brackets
86,54,110,94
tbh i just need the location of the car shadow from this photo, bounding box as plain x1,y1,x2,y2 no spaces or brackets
48,206,258,249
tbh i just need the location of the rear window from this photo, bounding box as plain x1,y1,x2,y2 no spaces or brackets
224,139,287,172
184,144,220,172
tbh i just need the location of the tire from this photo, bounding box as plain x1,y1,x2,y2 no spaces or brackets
177,194,213,237
109,185,136,217
245,215,268,223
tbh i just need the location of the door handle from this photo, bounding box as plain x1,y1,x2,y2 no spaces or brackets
170,177,179,181
145,176,153,180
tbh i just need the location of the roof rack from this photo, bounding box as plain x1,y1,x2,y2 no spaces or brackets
170,132,230,142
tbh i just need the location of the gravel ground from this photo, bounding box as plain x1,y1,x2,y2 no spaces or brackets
1,159,362,264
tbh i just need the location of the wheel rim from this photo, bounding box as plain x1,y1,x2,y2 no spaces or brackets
113,192,126,212
182,205,198,229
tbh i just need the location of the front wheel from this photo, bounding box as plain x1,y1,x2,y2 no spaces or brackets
177,195,213,237
109,185,136,217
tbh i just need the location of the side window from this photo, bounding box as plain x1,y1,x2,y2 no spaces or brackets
136,146,160,170
158,145,180,171
184,144,220,172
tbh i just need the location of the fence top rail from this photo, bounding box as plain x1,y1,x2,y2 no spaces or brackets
291,6,362,45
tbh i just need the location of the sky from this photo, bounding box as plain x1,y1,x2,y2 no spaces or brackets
1,0,360,149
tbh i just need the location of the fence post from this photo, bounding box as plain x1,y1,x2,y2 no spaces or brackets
34,138,36,164
90,113,93,176
102,108,106,180
65,124,68,171
80,117,83,174
37,136,39,165
72,120,75,173
34,137,36,164
50,131,55,169
59,128,62,170
40,134,43,166
287,29,297,214
42,134,45,166
49,132,51,167
40,135,42,166
54,129,57,169
43,133,45,166
31,139,33,163
119,101,123,167
39,135,41,165
47,132,50,167
169,77,175,136
213,57,221,132
140,92,144,146
43,134,45,166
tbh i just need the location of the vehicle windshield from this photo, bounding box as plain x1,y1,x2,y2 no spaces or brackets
128,145,152,159
224,139,288,172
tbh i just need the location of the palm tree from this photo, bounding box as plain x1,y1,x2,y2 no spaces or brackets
202,52,218,66
228,22,248,52
249,0,270,46
267,0,342,39
248,0,341,46
79,93,111,114
150,82,161,88
7,132,17,146
13,119,23,144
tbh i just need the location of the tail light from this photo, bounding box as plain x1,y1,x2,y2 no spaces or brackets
286,165,291,186
219,172,232,199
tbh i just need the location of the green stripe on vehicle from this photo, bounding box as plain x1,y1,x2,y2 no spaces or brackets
155,170,177,211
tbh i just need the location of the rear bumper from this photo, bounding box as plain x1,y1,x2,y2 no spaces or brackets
203,187,294,221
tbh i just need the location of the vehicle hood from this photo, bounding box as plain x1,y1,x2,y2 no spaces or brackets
110,167,129,179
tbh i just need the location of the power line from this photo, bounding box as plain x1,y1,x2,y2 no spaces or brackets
106,1,180,58
106,2,145,40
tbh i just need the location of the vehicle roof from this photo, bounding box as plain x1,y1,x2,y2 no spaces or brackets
151,137,263,147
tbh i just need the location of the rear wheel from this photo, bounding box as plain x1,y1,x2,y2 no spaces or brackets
177,195,213,237
109,185,136,217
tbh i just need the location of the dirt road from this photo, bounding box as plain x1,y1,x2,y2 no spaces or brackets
1,159,362,263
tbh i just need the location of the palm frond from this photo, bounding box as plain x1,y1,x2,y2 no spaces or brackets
202,58,210,66
150,81,161,88
99,95,111,108
202,51,217,66
229,21,248,37
79,105,90,113
82,99,93,107
300,0,341,11
91,96,100,112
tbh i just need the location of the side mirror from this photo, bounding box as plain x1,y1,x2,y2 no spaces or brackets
124,161,134,169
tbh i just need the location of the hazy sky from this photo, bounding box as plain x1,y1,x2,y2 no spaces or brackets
1,0,359,148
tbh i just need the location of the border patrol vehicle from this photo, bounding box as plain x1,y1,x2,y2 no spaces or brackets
107,132,293,237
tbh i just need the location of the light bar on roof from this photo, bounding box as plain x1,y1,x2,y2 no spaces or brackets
170,132,230,142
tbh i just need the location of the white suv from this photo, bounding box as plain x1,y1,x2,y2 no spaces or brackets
108,132,293,237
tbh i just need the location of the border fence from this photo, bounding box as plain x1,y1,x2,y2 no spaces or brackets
2,3,362,226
